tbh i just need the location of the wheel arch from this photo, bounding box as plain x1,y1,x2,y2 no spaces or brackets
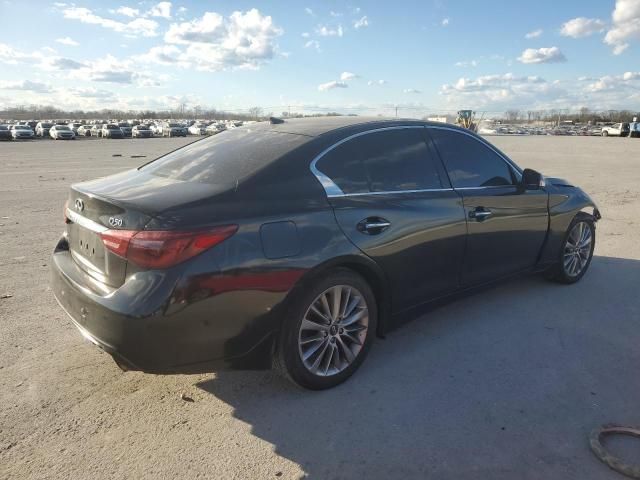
290,254,392,338
538,188,600,266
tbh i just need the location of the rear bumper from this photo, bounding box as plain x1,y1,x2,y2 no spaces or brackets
50,238,278,373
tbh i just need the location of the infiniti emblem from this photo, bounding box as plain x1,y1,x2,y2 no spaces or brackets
74,199,84,212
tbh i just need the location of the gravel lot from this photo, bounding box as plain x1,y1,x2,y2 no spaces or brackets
1,135,639,479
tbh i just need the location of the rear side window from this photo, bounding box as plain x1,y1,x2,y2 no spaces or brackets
141,127,309,185
316,128,444,194
429,128,515,188
314,139,369,194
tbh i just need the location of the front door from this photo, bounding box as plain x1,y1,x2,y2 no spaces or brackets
427,127,548,287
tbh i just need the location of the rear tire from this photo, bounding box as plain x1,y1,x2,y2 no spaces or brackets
602,131,608,137
274,269,377,390
545,213,595,284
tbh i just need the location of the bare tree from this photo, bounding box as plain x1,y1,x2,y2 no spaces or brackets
505,110,520,122
248,106,264,120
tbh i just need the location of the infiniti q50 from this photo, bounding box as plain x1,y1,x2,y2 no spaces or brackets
51,117,600,389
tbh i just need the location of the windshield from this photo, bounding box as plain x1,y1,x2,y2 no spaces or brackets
41,123,53,128
136,126,149,130
16,126,31,130
106,125,119,129
119,123,129,127
169,123,181,127
56,126,70,130
0,125,8,130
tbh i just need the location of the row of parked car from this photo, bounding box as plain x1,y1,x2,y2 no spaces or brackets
0,119,248,141
478,121,640,137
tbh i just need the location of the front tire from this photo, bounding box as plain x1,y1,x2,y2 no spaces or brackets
546,213,595,284
275,269,377,390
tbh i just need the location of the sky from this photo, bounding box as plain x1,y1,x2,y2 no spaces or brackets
0,0,639,117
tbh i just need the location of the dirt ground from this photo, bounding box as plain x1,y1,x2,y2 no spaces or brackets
1,135,639,479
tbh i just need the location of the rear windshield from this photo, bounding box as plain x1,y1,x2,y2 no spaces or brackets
141,128,309,185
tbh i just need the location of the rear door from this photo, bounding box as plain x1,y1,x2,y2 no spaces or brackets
427,127,548,287
314,126,467,312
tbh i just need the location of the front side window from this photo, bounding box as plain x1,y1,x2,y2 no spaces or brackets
428,128,516,188
316,127,444,195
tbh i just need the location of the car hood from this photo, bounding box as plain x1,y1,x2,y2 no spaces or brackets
546,177,575,188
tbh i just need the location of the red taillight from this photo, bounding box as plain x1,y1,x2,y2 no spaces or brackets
99,225,238,269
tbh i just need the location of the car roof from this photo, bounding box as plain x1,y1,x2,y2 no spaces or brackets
249,116,462,138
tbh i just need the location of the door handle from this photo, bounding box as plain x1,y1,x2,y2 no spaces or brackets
469,208,493,221
357,217,391,235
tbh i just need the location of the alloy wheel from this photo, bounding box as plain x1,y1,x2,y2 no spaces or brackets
298,285,369,377
563,221,593,277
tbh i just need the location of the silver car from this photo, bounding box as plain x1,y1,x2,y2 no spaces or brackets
50,125,75,140
11,125,35,140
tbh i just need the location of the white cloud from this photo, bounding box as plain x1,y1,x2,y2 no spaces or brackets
317,25,343,37
403,88,421,93
148,1,171,19
517,47,566,64
301,32,310,38
0,80,54,93
55,36,79,46
585,71,640,92
70,87,116,99
525,29,543,39
441,18,450,27
65,54,163,86
604,0,640,55
455,60,478,67
318,80,348,91
0,43,43,65
305,7,314,16
136,45,188,67
354,16,368,29
61,7,159,37
162,9,282,71
114,6,140,17
304,40,321,52
340,71,358,81
41,57,86,70
330,11,342,17
560,17,606,38
441,73,560,109
367,79,387,86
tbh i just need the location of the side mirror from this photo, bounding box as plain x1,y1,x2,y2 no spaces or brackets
522,168,544,190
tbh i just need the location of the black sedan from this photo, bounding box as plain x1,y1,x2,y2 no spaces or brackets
51,118,600,389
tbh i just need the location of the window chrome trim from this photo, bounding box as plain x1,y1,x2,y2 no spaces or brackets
327,187,454,198
426,125,523,181
66,208,108,233
309,125,427,198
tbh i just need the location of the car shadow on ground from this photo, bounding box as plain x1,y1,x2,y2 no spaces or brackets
196,256,640,479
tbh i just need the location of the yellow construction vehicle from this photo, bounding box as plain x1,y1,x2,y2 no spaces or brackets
456,110,479,132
